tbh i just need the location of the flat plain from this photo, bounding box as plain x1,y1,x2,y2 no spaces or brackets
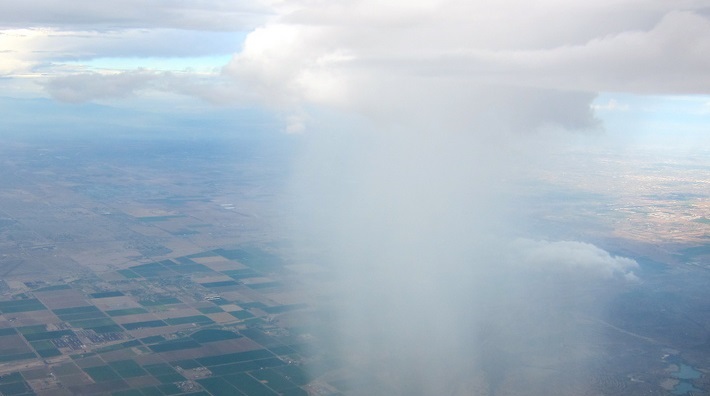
0,136,708,395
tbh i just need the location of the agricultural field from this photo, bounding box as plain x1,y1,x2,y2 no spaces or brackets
0,137,316,395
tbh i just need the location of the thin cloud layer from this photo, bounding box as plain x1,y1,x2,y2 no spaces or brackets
0,1,269,31
0,1,267,102
43,71,247,104
43,71,157,102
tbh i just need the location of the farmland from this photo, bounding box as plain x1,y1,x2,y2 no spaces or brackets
0,137,314,395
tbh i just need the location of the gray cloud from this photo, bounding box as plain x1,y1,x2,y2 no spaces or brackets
0,1,269,31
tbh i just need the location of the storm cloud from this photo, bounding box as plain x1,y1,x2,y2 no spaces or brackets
227,1,701,394
2,1,707,394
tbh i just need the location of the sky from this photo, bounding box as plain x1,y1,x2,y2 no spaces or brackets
1,0,709,136
2,1,710,394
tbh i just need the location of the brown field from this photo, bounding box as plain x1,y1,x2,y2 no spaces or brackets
0,335,32,354
111,313,161,324
90,296,143,310
34,290,89,309
154,337,262,362
5,311,58,326
206,312,238,324
126,326,181,338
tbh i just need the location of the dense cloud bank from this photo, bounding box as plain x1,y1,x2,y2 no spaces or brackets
226,1,710,128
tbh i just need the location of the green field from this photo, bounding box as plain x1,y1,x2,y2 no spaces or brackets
54,306,101,315
200,280,239,288
30,340,61,357
0,299,46,313
122,320,167,330
84,365,122,382
155,372,186,383
229,310,255,320
136,215,185,222
91,291,125,298
196,377,240,396
251,369,299,391
0,380,31,395
190,329,240,343
215,358,285,376
140,335,165,344
117,269,141,279
109,360,148,378
197,306,223,314
17,325,46,335
0,328,17,336
224,372,278,395
58,310,108,321
196,349,275,367
23,330,74,341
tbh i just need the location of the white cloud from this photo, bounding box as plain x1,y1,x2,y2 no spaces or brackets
0,28,245,76
0,1,266,103
8,0,709,114
507,239,640,282
224,1,710,131
2,0,708,112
